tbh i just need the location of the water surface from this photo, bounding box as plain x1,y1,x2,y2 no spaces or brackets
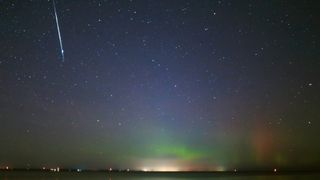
1,172,319,180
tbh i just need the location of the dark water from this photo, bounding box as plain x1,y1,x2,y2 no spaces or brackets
1,172,320,180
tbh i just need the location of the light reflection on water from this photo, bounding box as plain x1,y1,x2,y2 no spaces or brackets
1,172,320,180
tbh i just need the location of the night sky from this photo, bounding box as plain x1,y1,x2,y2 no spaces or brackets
1,0,320,171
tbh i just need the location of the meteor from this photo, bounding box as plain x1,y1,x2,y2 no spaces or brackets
52,0,64,62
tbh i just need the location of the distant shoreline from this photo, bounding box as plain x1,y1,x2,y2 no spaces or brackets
1,169,320,174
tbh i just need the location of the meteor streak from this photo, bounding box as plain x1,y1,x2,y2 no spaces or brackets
52,0,64,62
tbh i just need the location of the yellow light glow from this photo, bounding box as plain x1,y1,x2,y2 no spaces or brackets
142,168,149,172
153,166,180,172
140,166,181,172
